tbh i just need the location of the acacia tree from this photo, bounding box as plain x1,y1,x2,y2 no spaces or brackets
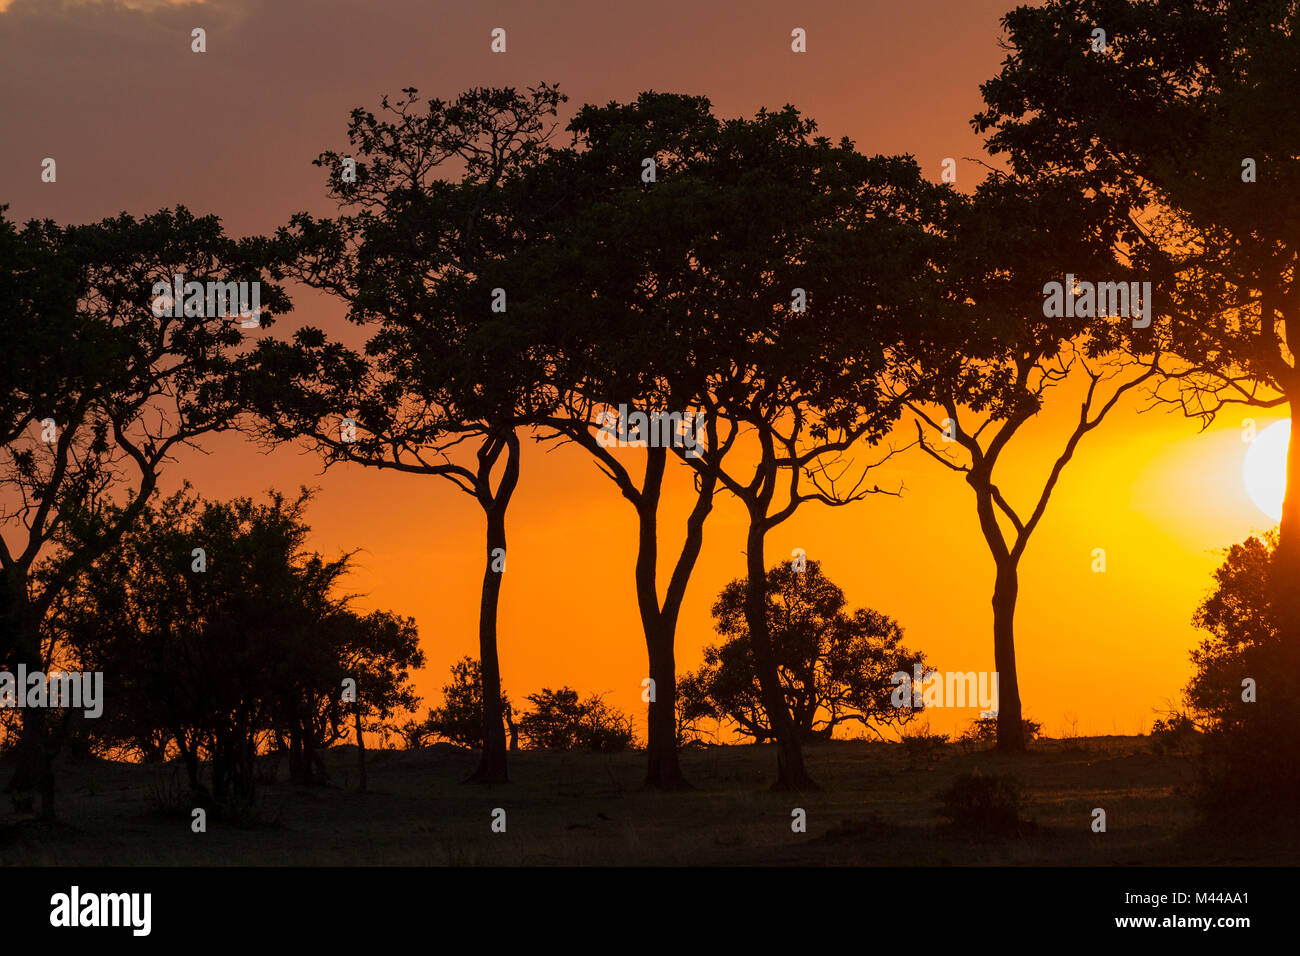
514,100,946,789
973,0,1300,640
669,122,948,789
0,207,284,817
255,85,564,783
894,174,1158,751
505,93,739,789
683,559,926,742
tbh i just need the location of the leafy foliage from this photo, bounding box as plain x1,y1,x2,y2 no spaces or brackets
0,206,287,813
518,688,636,752
1184,531,1300,811
57,487,422,802
681,560,926,742
409,656,514,751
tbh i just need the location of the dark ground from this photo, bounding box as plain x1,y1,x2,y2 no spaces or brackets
1,736,1293,865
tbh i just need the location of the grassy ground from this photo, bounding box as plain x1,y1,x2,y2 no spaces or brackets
0,735,1293,865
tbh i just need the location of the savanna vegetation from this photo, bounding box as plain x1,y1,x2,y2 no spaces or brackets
2,0,1297,864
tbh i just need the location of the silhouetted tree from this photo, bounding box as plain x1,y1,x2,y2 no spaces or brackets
682,559,926,742
509,95,946,788
280,605,424,787
974,0,1300,649
1188,533,1277,723
673,673,717,748
895,175,1158,751
508,93,738,788
0,206,285,818
1183,530,1300,811
667,129,949,789
256,85,565,783
57,488,422,805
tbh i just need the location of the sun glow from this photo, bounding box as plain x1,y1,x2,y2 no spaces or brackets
1243,420,1290,522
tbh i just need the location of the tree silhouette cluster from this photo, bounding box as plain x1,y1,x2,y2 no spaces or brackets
52,488,423,806
4,0,1298,811
248,78,1156,789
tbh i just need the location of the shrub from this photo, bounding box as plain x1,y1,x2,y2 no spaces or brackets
939,770,1028,835
1184,532,1300,815
901,724,949,763
519,688,636,752
582,695,637,753
415,657,513,750
1150,709,1200,754
958,716,1041,750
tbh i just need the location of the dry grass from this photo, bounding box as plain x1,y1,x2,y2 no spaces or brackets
0,736,1293,865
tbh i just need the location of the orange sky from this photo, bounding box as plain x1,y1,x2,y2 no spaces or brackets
2,0,1280,740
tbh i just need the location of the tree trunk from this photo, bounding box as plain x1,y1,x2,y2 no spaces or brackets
9,706,54,819
743,517,817,790
288,730,304,784
354,707,367,793
633,450,689,790
211,749,229,804
4,619,56,820
637,440,717,790
1271,397,1300,647
992,560,1026,753
470,505,510,783
180,738,202,795
504,702,519,752
468,431,519,784
239,735,257,802
644,622,687,789
302,735,320,785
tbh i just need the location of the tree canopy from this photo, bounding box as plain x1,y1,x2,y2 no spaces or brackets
682,559,926,742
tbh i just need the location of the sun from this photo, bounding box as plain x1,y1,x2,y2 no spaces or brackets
1243,419,1290,522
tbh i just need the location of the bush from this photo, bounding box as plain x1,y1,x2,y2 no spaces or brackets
1151,712,1197,735
901,724,949,763
581,694,637,753
414,657,514,750
519,688,636,752
1150,709,1200,754
958,716,1041,750
939,770,1029,835
1184,532,1300,816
